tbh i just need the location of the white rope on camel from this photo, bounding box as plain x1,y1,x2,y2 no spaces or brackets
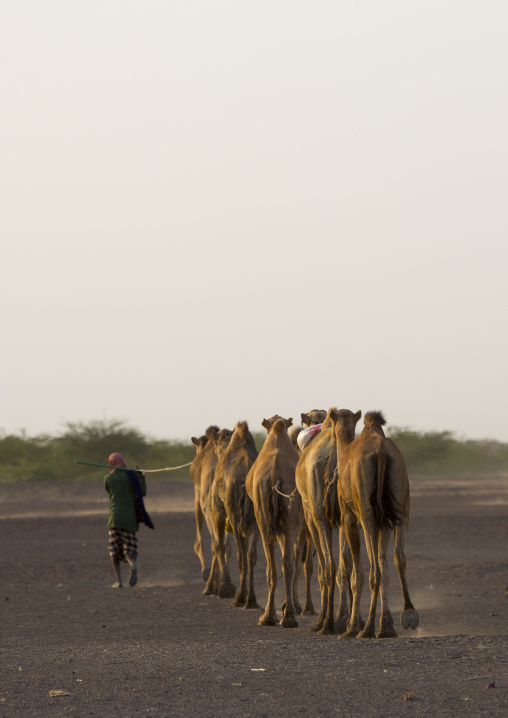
272,485,298,501
142,461,193,472
75,460,193,473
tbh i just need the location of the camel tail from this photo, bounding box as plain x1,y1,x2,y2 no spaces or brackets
371,447,404,530
239,486,255,536
324,471,340,528
269,480,284,537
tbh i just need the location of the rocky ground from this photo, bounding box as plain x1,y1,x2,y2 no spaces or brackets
0,473,507,717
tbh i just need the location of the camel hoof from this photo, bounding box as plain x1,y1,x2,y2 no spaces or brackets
202,587,216,596
335,617,348,634
231,595,246,607
376,629,398,638
280,616,299,628
218,583,236,600
317,624,336,636
258,614,277,627
202,568,211,582
357,627,376,639
243,600,261,610
400,609,420,630
339,629,358,639
308,621,323,633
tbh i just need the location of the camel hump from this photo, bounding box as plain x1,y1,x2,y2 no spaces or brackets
205,425,220,440
234,420,249,437
364,411,386,429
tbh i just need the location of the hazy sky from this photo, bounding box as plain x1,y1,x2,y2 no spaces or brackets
2,2,507,443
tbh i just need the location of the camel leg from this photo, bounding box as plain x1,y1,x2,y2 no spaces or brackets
340,514,363,638
203,550,220,595
374,527,397,638
357,518,381,638
203,509,221,594
316,522,336,635
302,527,316,615
306,515,327,632
214,509,236,601
258,533,278,626
244,529,260,610
335,525,351,634
292,526,306,615
194,494,209,581
231,526,247,606
394,525,419,630
279,532,299,628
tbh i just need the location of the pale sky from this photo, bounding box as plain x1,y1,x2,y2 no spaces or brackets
1,1,507,443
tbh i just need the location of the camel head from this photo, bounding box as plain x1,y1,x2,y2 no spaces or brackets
214,428,233,458
191,435,208,455
301,409,327,427
261,415,293,434
328,408,362,443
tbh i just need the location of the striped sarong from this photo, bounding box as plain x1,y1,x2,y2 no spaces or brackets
108,528,138,562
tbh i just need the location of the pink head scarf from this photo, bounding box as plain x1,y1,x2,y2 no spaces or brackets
108,452,128,473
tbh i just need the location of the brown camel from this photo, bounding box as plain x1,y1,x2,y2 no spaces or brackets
288,409,327,617
211,421,260,609
295,408,361,634
190,425,233,591
190,427,218,581
245,415,302,628
201,428,234,595
330,410,420,638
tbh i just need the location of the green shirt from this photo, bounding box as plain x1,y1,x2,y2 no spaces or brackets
104,469,147,533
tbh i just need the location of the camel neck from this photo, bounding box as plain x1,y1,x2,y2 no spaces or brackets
335,429,355,460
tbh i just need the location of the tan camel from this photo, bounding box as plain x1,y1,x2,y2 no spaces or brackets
295,408,361,634
288,409,327,616
330,410,420,638
202,428,234,595
190,427,218,581
190,425,233,591
211,421,260,608
245,415,302,628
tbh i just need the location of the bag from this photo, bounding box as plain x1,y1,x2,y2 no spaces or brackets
297,424,323,452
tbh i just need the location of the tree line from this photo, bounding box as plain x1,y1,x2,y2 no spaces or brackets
0,419,507,482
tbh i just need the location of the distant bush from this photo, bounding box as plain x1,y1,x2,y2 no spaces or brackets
387,427,508,475
0,420,197,482
1,420,507,482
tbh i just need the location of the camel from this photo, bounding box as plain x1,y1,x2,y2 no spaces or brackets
210,421,260,609
245,415,302,628
330,409,420,638
190,428,217,581
287,409,327,617
295,408,361,634
190,425,232,590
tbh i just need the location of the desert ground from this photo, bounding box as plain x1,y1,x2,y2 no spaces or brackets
0,473,507,717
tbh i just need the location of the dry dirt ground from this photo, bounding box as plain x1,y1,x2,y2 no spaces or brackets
0,474,507,717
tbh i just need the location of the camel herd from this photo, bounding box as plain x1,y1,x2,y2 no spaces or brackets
189,408,420,639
